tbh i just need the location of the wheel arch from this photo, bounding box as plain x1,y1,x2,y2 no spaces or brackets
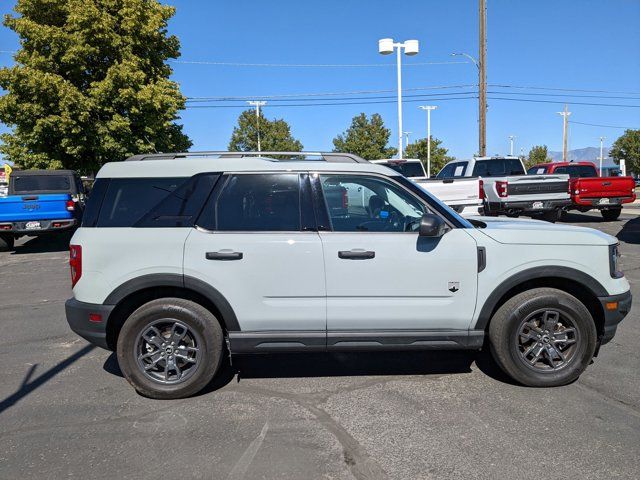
104,274,240,350
475,266,606,337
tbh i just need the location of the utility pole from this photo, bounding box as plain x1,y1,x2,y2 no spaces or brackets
419,105,437,178
247,100,266,152
509,135,515,156
599,136,605,176
478,0,487,157
557,104,571,162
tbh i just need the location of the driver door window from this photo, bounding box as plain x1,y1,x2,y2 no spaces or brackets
319,174,427,232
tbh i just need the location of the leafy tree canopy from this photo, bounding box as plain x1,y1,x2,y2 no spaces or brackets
0,0,191,173
228,109,303,152
332,113,397,160
404,137,454,176
526,145,551,169
610,129,640,174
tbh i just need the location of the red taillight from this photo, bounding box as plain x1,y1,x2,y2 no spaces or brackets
66,200,75,212
479,179,486,200
342,189,348,209
496,180,509,198
0,224,11,230
69,244,82,287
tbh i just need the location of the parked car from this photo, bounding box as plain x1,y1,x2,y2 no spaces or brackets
528,162,636,221
0,169,85,251
437,156,571,222
64,151,631,399
372,159,483,215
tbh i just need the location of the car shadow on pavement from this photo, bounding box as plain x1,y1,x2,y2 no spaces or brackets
11,234,71,254
0,344,95,415
558,212,607,223
616,215,640,245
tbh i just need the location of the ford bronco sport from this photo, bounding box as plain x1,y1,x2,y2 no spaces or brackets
65,151,631,399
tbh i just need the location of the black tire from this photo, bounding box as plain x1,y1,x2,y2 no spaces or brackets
117,298,224,399
488,288,597,387
558,209,568,222
0,234,14,252
601,208,621,221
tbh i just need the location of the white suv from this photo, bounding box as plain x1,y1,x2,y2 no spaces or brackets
65,151,631,399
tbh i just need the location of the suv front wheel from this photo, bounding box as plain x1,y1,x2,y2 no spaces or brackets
117,298,224,399
489,288,597,387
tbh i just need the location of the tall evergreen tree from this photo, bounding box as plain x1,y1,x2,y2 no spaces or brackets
332,113,396,160
0,0,191,173
228,109,303,152
526,145,551,169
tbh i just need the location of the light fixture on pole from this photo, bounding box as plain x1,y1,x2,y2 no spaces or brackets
509,135,515,156
418,105,437,178
599,136,605,177
247,100,267,152
379,38,420,159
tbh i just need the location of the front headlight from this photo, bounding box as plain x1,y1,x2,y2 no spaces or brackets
610,243,624,278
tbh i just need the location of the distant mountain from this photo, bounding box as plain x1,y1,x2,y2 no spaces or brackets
548,147,615,165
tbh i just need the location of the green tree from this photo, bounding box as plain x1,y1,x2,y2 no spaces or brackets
526,145,551,169
610,129,640,174
332,113,397,160
0,0,191,173
404,137,454,176
228,110,303,152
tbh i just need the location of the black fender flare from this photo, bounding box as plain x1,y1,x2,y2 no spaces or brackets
104,273,241,331
474,266,607,330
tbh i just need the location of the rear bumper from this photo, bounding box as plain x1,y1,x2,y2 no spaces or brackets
599,290,632,345
65,298,114,350
572,195,636,208
0,218,77,235
487,199,571,214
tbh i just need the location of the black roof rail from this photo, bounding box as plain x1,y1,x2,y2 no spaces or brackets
125,151,368,163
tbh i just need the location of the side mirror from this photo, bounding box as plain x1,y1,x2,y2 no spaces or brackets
419,213,446,237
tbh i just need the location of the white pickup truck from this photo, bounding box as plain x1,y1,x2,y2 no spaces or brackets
372,159,483,215
437,156,571,222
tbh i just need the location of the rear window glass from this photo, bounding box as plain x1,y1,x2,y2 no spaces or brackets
12,175,71,193
96,177,187,227
472,159,524,177
380,162,425,178
437,161,468,178
527,166,548,175
554,165,598,178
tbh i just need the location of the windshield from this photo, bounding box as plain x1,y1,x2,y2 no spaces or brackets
380,162,426,178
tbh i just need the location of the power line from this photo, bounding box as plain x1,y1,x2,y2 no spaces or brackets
569,120,637,129
489,83,640,96
186,91,480,103
488,96,640,108
170,59,469,68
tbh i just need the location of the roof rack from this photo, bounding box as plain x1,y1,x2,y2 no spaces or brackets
125,151,368,163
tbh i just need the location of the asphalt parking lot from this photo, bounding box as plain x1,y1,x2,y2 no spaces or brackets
1,210,639,480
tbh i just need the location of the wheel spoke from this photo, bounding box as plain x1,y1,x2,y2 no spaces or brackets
142,326,165,349
170,323,188,345
526,344,545,365
552,328,576,345
542,311,560,332
520,329,541,343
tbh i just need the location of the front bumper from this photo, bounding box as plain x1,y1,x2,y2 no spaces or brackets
487,199,571,214
65,298,114,350
1,218,77,235
598,290,632,345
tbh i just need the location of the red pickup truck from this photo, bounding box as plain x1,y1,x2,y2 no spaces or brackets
528,162,636,220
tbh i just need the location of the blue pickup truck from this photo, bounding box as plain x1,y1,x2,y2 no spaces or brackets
0,170,85,251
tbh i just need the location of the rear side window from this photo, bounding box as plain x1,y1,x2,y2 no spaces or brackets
381,162,425,177
12,175,71,194
208,174,301,231
81,178,110,227
96,177,187,227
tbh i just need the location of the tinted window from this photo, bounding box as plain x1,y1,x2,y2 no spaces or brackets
527,166,548,175
319,174,427,232
135,174,220,227
96,177,187,227
557,165,598,178
506,159,525,175
381,162,425,178
437,161,468,178
214,174,301,231
81,178,110,227
12,175,71,194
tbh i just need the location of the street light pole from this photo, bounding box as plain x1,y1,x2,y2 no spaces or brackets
599,136,605,177
419,105,437,178
403,131,412,148
379,38,420,159
509,135,515,156
451,51,485,156
557,104,571,162
247,100,266,152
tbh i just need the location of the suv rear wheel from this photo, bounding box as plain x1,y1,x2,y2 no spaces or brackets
488,288,597,387
117,298,224,399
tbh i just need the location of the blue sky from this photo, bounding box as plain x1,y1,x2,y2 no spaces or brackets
1,0,639,162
